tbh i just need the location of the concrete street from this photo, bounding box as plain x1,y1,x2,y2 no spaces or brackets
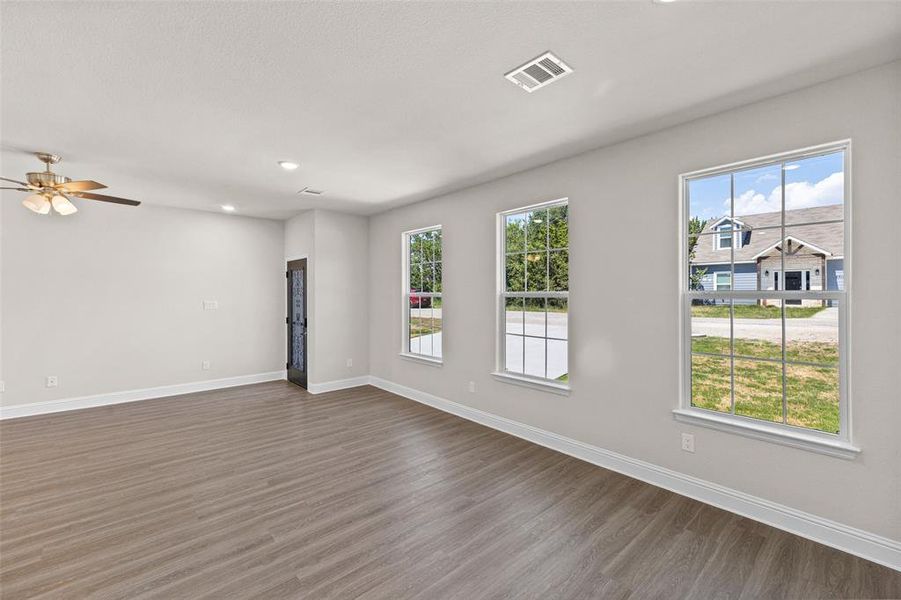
692,307,838,343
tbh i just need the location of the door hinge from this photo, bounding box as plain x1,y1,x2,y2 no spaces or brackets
286,271,290,278
286,317,289,324
286,362,289,369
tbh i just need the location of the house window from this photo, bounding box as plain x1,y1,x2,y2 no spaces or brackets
717,224,734,249
497,199,568,387
714,272,732,290
681,142,853,456
402,226,442,361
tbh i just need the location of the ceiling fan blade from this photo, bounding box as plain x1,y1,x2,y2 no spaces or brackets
1,176,30,187
56,179,107,192
72,191,141,206
0,187,31,191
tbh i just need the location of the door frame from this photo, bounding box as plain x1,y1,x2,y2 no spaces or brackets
287,257,308,388
777,269,808,305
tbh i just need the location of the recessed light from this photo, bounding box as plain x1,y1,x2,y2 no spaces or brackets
221,204,236,212
278,161,300,171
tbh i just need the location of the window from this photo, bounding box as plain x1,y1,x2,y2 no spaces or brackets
680,142,854,456
714,272,732,291
714,220,744,249
717,223,734,249
497,199,568,387
402,226,442,361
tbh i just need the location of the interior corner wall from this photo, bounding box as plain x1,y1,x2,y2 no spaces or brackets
284,209,369,385
366,61,901,541
0,202,286,407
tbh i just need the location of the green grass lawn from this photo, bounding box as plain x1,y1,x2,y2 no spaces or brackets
691,305,826,319
409,317,442,337
691,336,839,433
691,336,838,365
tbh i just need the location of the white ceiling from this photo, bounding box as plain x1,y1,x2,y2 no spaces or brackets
2,1,900,219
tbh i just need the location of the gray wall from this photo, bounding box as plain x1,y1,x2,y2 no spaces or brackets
367,62,901,540
284,209,370,385
1,202,285,406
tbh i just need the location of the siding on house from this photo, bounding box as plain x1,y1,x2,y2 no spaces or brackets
692,262,757,304
827,258,844,307
827,258,844,291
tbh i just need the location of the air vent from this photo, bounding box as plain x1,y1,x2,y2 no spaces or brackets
504,51,573,93
297,187,324,196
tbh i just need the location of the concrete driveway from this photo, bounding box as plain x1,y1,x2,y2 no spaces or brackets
409,310,569,379
692,307,838,343
504,310,568,379
410,332,442,357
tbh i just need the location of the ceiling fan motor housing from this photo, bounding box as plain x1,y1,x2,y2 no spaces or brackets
26,172,69,188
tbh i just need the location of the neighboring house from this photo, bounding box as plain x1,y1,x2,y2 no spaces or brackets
691,205,843,306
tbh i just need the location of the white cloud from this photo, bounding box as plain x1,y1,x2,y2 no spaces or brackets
728,188,779,214
722,171,843,216
783,171,843,210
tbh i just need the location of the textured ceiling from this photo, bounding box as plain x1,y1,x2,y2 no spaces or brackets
2,1,900,219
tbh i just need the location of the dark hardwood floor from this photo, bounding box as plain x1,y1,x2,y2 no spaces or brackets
0,381,898,599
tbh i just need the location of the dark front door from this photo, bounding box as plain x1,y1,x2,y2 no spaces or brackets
784,270,803,305
287,259,307,388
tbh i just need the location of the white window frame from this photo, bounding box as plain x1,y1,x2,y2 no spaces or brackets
714,220,743,250
677,140,858,458
401,225,443,365
713,271,732,291
493,198,569,394
717,223,734,250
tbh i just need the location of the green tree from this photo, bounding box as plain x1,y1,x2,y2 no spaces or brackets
409,230,442,292
688,216,707,290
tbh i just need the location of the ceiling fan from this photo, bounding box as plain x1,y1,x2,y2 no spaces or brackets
1,152,140,215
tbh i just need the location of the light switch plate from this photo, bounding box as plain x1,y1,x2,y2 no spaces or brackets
203,300,219,310
46,375,58,388
202,361,211,370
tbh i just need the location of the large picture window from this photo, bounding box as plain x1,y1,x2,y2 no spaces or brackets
680,141,853,455
403,226,442,361
498,200,568,386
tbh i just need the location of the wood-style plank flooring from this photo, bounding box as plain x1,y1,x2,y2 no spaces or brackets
1,382,898,599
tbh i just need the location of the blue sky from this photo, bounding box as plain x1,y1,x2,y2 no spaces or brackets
689,150,844,221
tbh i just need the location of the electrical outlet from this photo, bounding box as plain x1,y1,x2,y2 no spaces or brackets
46,375,58,388
203,300,219,310
202,361,211,370
681,433,695,453
346,358,353,368
468,381,476,393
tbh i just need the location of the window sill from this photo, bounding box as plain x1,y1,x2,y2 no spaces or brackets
491,372,570,396
672,408,860,460
398,352,443,367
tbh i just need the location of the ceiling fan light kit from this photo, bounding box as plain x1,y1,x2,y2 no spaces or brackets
2,152,141,216
51,194,78,215
23,193,51,214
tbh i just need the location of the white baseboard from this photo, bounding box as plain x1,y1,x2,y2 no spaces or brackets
0,371,287,420
368,376,901,571
307,376,372,395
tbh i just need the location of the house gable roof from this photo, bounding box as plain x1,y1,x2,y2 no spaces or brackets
692,205,843,264
750,235,833,260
